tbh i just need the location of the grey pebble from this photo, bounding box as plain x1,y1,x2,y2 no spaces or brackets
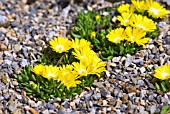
0,15,9,27
8,103,17,112
137,80,145,86
20,59,29,67
100,87,109,97
125,55,133,67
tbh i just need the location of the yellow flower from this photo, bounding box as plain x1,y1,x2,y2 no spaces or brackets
32,64,45,75
154,64,170,80
60,73,81,90
58,64,74,78
71,38,91,50
49,36,72,53
125,27,150,46
41,65,59,80
95,15,100,20
88,60,106,77
58,64,81,90
117,13,132,26
72,62,90,77
117,4,130,13
130,14,156,32
72,46,92,61
106,28,127,44
91,31,96,38
131,0,147,12
146,0,169,18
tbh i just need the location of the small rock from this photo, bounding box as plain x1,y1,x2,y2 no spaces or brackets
20,59,28,67
125,55,133,67
139,67,146,73
8,103,17,112
14,44,21,51
100,87,109,97
137,80,145,86
0,44,7,51
93,82,104,88
150,105,156,114
42,109,49,114
0,15,9,27
112,56,121,63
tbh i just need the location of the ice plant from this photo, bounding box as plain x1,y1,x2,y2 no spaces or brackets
146,0,169,18
72,62,90,77
41,65,59,80
131,0,146,13
71,38,91,50
106,28,127,44
117,13,132,26
95,15,100,20
154,64,170,80
130,14,156,32
32,64,45,76
58,65,81,90
49,36,72,53
88,58,106,77
125,27,150,46
90,31,96,38
72,46,92,61
117,4,130,14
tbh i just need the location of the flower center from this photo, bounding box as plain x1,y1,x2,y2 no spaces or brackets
150,8,159,15
56,44,64,51
124,19,129,24
162,72,170,79
137,24,146,30
114,37,120,42
78,68,87,76
47,72,55,77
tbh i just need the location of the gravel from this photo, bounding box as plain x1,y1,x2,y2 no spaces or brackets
0,0,170,113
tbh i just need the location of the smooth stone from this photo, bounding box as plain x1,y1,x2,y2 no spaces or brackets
3,94,10,99
58,110,64,114
100,87,109,97
12,62,19,69
20,59,29,67
0,15,9,27
42,109,49,114
137,80,145,86
14,44,21,51
4,60,12,65
93,82,104,88
125,55,133,67
63,102,69,108
139,67,146,74
150,105,156,114
8,103,17,112
46,103,56,110
0,44,7,51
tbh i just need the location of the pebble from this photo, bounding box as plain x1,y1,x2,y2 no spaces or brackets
0,15,9,27
125,55,133,67
0,44,7,51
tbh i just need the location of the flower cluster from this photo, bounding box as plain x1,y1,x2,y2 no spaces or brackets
32,37,106,90
107,0,169,47
118,0,169,19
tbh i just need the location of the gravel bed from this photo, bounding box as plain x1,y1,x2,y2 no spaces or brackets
0,0,170,114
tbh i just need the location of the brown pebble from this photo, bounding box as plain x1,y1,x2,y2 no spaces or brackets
12,81,18,86
0,44,7,51
140,51,145,57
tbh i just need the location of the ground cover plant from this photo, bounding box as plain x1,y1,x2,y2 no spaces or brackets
13,0,170,106
71,0,168,60
14,37,106,101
